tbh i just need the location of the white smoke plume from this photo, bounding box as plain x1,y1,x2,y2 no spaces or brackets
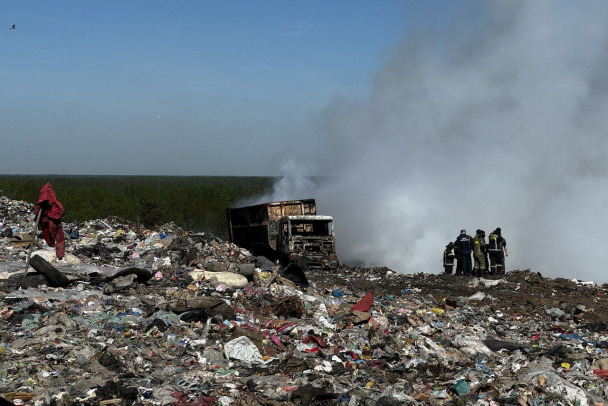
265,1,608,282
263,159,316,202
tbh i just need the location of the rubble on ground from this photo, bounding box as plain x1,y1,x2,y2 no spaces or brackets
1,195,608,405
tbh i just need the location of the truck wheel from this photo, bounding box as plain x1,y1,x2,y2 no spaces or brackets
279,255,289,268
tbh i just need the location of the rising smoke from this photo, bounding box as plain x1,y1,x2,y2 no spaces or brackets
264,1,608,282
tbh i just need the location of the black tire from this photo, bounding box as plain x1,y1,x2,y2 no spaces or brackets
2,273,49,290
29,255,71,288
104,267,152,284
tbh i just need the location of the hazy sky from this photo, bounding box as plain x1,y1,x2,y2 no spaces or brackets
0,0,446,175
6,1,607,281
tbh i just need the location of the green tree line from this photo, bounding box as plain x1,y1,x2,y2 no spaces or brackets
0,176,274,239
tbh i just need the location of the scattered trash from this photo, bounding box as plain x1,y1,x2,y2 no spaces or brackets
0,194,607,405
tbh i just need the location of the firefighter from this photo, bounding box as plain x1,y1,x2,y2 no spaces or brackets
454,240,462,275
472,229,487,277
454,229,473,276
488,227,508,274
443,242,456,274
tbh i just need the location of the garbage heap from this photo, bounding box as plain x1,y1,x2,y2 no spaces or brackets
0,195,608,406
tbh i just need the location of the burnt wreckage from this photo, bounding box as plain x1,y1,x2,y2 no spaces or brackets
226,199,338,269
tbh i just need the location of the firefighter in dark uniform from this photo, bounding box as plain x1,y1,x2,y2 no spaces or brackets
488,227,508,274
455,229,473,276
443,242,456,274
472,229,487,277
454,240,462,274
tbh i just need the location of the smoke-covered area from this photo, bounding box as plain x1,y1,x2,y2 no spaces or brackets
262,1,608,282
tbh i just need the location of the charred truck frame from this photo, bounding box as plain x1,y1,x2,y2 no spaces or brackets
226,199,338,269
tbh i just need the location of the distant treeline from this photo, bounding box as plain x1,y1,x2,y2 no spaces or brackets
0,175,275,239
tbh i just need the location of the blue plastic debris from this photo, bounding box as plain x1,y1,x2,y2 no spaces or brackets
453,379,470,396
332,289,344,298
476,360,491,373
559,333,598,345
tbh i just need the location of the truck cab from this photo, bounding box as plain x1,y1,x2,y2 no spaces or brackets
278,215,337,269
226,199,338,270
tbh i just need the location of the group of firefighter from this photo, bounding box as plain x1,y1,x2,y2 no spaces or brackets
443,228,507,277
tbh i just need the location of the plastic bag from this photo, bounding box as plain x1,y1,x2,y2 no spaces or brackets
224,336,271,365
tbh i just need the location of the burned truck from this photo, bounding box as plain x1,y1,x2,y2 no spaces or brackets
226,199,338,269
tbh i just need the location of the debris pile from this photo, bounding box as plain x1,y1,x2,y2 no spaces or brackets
0,195,608,405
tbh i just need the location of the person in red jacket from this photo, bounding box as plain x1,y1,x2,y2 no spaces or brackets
34,183,65,259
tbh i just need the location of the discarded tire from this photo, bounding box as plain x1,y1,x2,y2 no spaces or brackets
29,255,70,287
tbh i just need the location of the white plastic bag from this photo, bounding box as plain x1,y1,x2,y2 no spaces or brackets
224,336,270,365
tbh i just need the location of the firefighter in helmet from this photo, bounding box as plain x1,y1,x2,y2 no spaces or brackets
472,229,487,277
443,242,456,274
487,227,508,274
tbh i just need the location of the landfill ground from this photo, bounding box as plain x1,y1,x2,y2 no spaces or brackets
310,268,608,324
1,195,608,405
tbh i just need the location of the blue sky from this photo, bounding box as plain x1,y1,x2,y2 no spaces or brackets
11,1,605,281
1,1,467,175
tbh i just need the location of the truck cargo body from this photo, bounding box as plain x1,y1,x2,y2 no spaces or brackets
226,199,337,269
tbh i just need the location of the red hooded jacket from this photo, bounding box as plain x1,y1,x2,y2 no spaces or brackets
34,183,65,259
